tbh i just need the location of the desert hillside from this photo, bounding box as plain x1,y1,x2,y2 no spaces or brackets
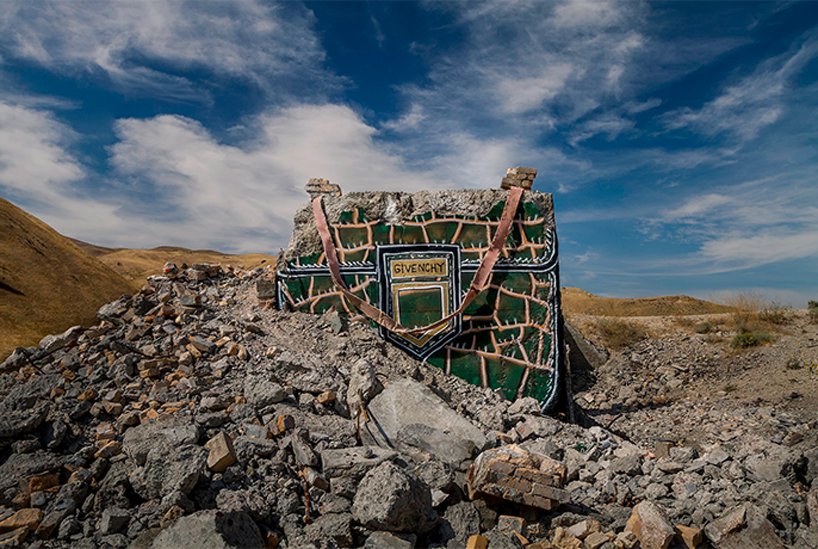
0,198,133,358
561,286,733,317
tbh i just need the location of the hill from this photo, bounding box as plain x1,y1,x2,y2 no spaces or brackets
0,198,133,359
73,240,276,289
561,286,732,317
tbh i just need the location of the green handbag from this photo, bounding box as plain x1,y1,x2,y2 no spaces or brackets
276,172,564,411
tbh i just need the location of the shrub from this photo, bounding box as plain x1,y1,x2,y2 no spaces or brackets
731,331,771,349
694,321,714,334
594,318,648,350
809,300,818,323
758,303,792,326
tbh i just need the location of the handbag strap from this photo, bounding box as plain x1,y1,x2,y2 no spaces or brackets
312,186,524,336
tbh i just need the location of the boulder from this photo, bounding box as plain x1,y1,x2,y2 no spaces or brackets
303,512,353,546
129,444,207,500
321,445,397,498
625,501,675,549
122,418,199,465
149,510,263,549
704,504,786,549
362,378,487,467
352,461,436,533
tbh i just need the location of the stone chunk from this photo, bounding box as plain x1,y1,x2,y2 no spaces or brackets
243,377,286,409
625,501,675,549
352,461,436,533
497,515,526,534
346,358,383,416
205,432,237,473
303,512,353,546
584,531,611,549
99,507,129,535
704,504,786,548
0,508,43,531
122,418,199,465
675,524,703,548
566,518,601,540
255,278,276,300
362,378,487,467
149,510,263,548
807,485,818,527
364,532,416,548
129,444,206,500
467,444,568,511
321,446,397,479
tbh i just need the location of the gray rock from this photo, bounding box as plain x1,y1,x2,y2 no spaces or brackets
321,445,397,498
610,455,642,476
129,444,207,500
744,454,783,482
303,512,353,546
123,418,199,466
100,507,130,535
440,501,480,548
364,531,416,549
362,378,487,467
346,358,383,416
39,325,83,353
484,529,526,548
243,376,286,409
352,461,436,533
149,510,264,549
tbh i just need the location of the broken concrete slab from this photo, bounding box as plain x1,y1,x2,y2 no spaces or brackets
362,378,488,467
467,443,568,511
351,461,437,533
704,504,786,549
129,444,207,500
149,510,263,549
122,417,199,466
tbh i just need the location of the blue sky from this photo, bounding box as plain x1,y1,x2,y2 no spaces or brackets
1,1,817,304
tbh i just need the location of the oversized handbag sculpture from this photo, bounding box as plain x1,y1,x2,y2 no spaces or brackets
276,168,565,412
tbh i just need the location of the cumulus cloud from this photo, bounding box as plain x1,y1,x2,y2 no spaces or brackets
1,99,597,252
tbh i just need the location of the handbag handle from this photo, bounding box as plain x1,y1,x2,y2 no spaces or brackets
312,186,524,336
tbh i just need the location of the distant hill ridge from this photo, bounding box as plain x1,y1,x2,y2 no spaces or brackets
0,198,132,359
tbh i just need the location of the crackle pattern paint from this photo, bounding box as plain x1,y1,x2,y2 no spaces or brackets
277,196,562,410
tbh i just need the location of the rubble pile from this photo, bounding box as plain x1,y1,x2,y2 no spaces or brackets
0,264,816,548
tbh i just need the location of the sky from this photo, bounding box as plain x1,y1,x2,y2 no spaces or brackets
1,1,817,305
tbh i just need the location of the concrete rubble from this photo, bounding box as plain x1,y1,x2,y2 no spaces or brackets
0,261,814,547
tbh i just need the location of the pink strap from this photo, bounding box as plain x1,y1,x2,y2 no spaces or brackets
312,186,524,335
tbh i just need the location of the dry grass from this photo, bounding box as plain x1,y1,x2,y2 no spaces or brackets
0,198,133,359
593,318,649,350
81,245,276,289
719,292,792,350
562,287,732,317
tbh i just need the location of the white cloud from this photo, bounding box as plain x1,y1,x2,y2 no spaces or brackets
494,63,575,115
568,113,634,145
662,193,731,219
662,39,818,142
0,101,83,198
0,0,331,101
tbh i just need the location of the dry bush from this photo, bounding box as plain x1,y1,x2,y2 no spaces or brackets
721,293,790,346
809,300,818,324
594,318,648,350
